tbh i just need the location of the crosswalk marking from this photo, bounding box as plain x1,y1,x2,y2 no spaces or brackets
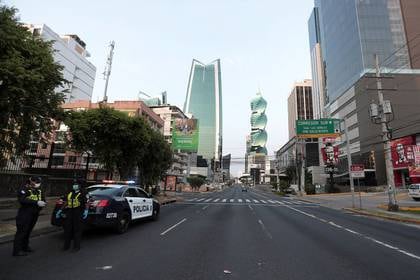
253,199,259,203
246,199,251,203
260,200,267,204
181,197,316,206
238,199,243,203
213,198,220,202
276,201,284,205
197,198,205,202
230,199,234,203
222,199,227,202
268,200,276,203
204,198,212,202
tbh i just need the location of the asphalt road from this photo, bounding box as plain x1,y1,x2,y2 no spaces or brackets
1,185,420,280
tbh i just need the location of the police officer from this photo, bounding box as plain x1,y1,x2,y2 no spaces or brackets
56,180,88,251
13,176,46,256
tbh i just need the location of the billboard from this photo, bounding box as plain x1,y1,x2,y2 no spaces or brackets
391,136,415,168
321,144,339,165
172,118,199,152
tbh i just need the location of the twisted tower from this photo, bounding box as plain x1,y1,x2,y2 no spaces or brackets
250,91,267,155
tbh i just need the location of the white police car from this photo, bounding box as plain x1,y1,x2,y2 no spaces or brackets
51,181,160,234
408,184,420,201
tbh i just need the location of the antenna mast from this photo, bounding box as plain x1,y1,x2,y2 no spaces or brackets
102,41,115,103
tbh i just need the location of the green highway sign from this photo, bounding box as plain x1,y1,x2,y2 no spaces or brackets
296,119,341,138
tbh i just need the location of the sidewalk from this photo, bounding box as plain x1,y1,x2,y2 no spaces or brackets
0,194,178,244
302,190,420,225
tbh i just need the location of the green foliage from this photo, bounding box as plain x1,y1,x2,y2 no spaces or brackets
187,176,206,191
0,5,66,165
285,165,297,185
65,107,172,182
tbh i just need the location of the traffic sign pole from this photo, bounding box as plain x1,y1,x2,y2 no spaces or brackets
344,118,355,208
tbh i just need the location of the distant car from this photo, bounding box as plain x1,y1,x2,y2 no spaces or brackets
51,182,160,234
241,185,248,192
408,184,420,201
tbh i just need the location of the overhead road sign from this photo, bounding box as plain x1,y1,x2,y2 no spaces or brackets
296,119,341,138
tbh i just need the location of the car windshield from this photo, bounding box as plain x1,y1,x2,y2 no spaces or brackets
409,185,420,190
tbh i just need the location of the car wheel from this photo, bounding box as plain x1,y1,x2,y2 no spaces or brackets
116,212,130,234
151,208,159,221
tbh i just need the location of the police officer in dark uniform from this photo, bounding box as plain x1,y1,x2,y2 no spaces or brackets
13,176,46,256
56,179,88,251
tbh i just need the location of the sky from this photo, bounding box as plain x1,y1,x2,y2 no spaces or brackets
6,0,314,177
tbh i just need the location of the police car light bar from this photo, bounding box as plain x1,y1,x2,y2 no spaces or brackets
102,180,136,184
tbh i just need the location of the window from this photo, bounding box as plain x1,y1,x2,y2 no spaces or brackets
55,131,66,142
53,143,66,154
41,142,48,149
51,156,64,166
68,156,77,163
29,142,38,153
123,188,139,197
137,189,149,198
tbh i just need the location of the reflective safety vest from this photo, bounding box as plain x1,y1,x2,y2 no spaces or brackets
67,192,81,208
28,189,42,201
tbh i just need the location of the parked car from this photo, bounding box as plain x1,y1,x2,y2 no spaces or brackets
408,184,420,201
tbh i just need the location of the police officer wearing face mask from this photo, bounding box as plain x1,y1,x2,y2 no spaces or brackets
13,176,46,256
56,179,89,251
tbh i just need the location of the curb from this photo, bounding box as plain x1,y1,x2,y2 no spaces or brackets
343,207,420,225
0,225,61,245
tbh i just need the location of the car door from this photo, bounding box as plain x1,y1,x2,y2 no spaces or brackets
137,188,153,218
123,188,142,220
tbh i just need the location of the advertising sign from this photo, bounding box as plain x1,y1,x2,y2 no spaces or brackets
165,175,177,191
296,119,340,138
351,164,365,178
172,118,199,152
322,145,339,165
391,136,415,168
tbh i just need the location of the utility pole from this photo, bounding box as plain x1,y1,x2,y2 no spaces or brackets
344,117,355,208
103,41,115,103
370,54,398,211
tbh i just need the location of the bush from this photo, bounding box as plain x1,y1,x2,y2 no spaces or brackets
305,184,316,195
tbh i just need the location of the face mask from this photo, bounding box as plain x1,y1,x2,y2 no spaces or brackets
72,184,80,192
34,183,41,188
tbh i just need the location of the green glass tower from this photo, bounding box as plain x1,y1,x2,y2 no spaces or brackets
250,92,267,155
184,59,223,163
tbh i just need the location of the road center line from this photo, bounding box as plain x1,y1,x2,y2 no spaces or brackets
248,204,253,210
284,205,420,261
202,205,209,210
160,218,187,236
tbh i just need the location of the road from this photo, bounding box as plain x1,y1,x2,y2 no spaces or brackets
1,185,420,280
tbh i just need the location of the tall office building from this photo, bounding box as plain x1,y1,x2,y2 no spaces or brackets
250,92,268,155
309,0,420,186
26,24,96,102
288,80,314,140
184,59,223,165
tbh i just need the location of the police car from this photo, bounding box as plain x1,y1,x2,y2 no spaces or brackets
51,181,160,234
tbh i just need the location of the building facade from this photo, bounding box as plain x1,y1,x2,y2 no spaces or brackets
25,24,96,102
150,105,189,182
309,0,420,186
184,59,223,166
288,80,314,140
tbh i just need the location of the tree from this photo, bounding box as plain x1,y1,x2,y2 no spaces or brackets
138,128,172,187
65,107,151,179
285,165,297,186
0,5,66,166
187,175,206,192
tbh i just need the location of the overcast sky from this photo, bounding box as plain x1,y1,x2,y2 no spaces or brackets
7,0,314,176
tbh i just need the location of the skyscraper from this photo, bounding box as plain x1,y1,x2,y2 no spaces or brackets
309,0,420,186
184,59,223,165
250,92,268,155
287,80,314,140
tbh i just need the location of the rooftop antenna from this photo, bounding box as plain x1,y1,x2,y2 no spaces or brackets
102,41,115,103
138,90,151,100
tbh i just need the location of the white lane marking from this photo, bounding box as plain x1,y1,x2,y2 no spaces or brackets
204,198,212,202
160,218,187,236
213,198,220,202
260,200,267,204
238,199,243,203
187,198,197,202
246,199,251,203
222,199,227,202
268,200,276,204
253,199,259,203
230,199,234,203
196,198,205,202
285,205,420,261
202,205,209,210
258,219,273,239
276,201,284,205
248,205,253,210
